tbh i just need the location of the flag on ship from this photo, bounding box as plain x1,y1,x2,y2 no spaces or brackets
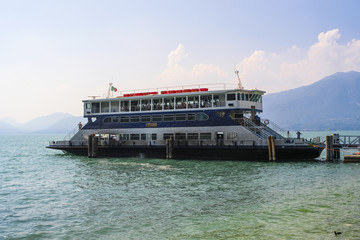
111,86,117,92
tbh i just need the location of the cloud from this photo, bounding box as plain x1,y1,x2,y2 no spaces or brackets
236,29,360,93
159,44,228,85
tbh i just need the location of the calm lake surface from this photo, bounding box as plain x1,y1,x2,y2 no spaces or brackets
1,133,360,239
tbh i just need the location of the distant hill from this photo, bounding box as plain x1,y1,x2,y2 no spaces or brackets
261,71,360,130
0,113,86,135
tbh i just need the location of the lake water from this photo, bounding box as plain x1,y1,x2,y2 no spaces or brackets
1,133,360,239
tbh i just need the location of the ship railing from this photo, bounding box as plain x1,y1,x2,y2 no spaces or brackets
63,125,81,141
49,140,88,146
242,117,286,140
116,83,243,96
260,119,289,139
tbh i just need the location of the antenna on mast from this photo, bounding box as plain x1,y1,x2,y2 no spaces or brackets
234,69,243,89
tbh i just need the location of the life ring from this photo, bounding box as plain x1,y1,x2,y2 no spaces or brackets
263,119,269,125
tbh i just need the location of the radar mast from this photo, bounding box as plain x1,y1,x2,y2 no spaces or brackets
234,70,243,89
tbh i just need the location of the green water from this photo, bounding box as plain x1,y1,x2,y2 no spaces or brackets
1,133,360,239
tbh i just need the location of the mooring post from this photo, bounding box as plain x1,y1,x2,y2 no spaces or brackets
88,135,93,158
326,135,333,161
267,136,273,161
271,136,276,161
92,136,99,158
166,137,174,159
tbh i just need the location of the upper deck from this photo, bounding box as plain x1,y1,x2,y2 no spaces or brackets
83,84,266,117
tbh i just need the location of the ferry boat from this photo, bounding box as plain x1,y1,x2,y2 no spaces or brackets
47,80,321,160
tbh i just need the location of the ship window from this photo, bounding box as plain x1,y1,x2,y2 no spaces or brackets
164,97,174,110
196,112,209,121
213,94,225,107
103,117,112,123
141,134,146,140
176,97,187,109
130,115,140,122
92,102,100,113
163,133,174,140
152,115,162,122
120,133,129,140
175,113,186,121
187,133,199,140
113,116,120,123
101,102,110,113
164,114,174,122
121,101,129,112
188,96,199,108
227,93,236,101
200,133,211,140
188,113,196,121
152,98,162,110
141,115,151,122
120,116,129,123
85,103,91,109
110,101,119,112
131,100,140,111
130,134,140,140
245,94,249,101
200,95,212,108
141,99,151,111
175,133,186,140
152,133,157,140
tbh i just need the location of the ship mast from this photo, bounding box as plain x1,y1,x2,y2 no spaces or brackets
234,70,243,89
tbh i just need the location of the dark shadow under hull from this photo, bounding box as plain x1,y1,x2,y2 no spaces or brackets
47,145,322,161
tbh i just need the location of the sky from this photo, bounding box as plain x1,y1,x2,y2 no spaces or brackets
1,0,360,123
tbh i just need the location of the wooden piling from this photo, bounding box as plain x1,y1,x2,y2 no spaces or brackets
166,137,174,159
267,136,275,161
92,136,99,158
271,136,276,161
88,135,93,158
326,135,334,161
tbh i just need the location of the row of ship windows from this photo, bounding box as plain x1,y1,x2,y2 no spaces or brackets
118,132,212,141
103,113,210,123
86,93,262,114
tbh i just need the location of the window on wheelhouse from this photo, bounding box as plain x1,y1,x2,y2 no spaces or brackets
110,101,119,112
200,95,212,108
101,102,109,113
152,98,162,110
121,101,129,112
92,102,100,113
226,93,236,101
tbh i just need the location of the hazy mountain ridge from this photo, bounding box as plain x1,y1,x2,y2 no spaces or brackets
0,113,84,135
261,71,360,130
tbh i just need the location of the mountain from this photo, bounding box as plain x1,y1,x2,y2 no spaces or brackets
261,71,360,130
0,113,85,135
